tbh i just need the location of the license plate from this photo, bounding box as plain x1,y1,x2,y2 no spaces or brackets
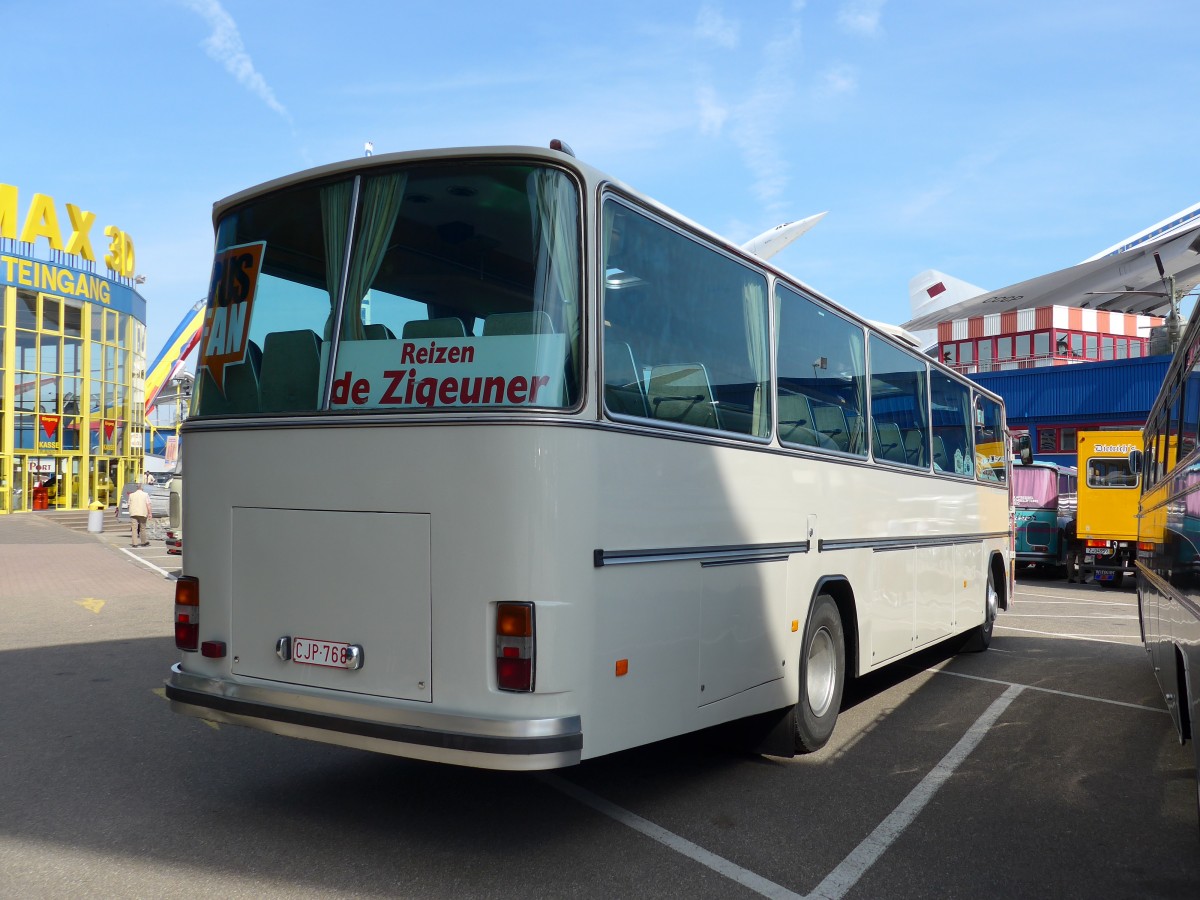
1095,571,1115,582
291,636,356,669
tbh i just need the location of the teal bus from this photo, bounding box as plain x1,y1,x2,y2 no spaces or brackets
1013,461,1077,571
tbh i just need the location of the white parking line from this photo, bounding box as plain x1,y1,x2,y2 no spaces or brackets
1003,613,1138,620
546,686,1026,900
809,685,1023,900
924,665,1166,713
994,623,1139,645
118,546,172,578
1015,592,1132,604
541,774,804,900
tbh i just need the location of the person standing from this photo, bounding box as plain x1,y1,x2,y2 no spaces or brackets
128,479,153,548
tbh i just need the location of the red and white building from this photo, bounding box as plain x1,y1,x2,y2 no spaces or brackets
937,306,1161,374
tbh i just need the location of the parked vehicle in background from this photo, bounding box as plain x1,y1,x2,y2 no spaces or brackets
1013,461,1076,573
166,451,182,555
1074,429,1142,587
1135,307,1200,829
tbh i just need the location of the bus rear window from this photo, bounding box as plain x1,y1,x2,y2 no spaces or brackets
193,163,581,416
1086,458,1138,489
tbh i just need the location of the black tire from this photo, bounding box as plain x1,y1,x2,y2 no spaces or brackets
961,565,997,653
794,594,846,753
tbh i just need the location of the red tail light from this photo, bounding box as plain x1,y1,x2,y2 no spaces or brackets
175,576,199,651
495,602,534,692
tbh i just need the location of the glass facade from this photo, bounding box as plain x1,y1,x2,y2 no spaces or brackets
0,281,146,513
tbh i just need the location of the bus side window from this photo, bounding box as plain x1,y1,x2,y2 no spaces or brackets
775,284,867,456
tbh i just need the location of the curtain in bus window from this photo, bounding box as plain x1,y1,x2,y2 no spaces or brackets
1013,466,1058,509
742,279,769,436
320,180,353,341
527,169,580,402
338,174,408,342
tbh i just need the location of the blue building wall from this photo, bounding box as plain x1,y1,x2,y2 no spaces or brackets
968,355,1169,468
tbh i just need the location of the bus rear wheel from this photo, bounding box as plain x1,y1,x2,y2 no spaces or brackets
794,594,845,753
960,566,997,653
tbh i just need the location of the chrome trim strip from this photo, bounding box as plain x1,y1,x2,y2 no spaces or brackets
166,665,582,759
594,541,809,568
819,531,1009,553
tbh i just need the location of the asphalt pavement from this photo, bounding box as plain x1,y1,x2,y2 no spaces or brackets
1,520,1197,899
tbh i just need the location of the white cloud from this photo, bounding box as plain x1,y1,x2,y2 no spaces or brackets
837,0,886,37
696,85,729,136
816,64,858,98
695,4,740,49
181,0,291,121
728,24,804,214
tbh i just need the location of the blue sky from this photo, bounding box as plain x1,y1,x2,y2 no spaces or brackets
5,0,1200,357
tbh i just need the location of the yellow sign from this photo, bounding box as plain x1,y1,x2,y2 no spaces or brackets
0,255,113,302
0,184,136,278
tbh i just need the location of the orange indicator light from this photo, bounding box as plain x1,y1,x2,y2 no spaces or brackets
497,604,533,637
615,659,629,677
791,620,799,633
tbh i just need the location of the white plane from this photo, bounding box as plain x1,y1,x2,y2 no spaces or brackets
740,212,827,260
902,201,1200,342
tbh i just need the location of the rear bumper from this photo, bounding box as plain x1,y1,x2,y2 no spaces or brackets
166,664,583,770
1016,551,1060,565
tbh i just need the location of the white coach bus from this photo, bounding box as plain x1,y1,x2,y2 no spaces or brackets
166,143,1013,770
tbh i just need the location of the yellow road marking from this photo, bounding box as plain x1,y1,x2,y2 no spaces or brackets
76,598,105,614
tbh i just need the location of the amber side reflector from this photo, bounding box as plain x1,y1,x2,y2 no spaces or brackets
615,659,629,677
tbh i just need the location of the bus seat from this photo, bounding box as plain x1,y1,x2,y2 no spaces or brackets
198,340,262,415
402,317,467,339
811,403,849,451
364,323,396,340
604,337,648,418
647,363,721,430
903,428,928,468
483,311,555,336
873,421,907,463
933,435,950,471
845,411,866,454
778,392,817,445
260,330,323,413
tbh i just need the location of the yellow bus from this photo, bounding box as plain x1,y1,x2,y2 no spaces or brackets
1074,429,1143,587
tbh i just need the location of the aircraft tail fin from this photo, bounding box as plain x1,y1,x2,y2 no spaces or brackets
907,269,987,323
